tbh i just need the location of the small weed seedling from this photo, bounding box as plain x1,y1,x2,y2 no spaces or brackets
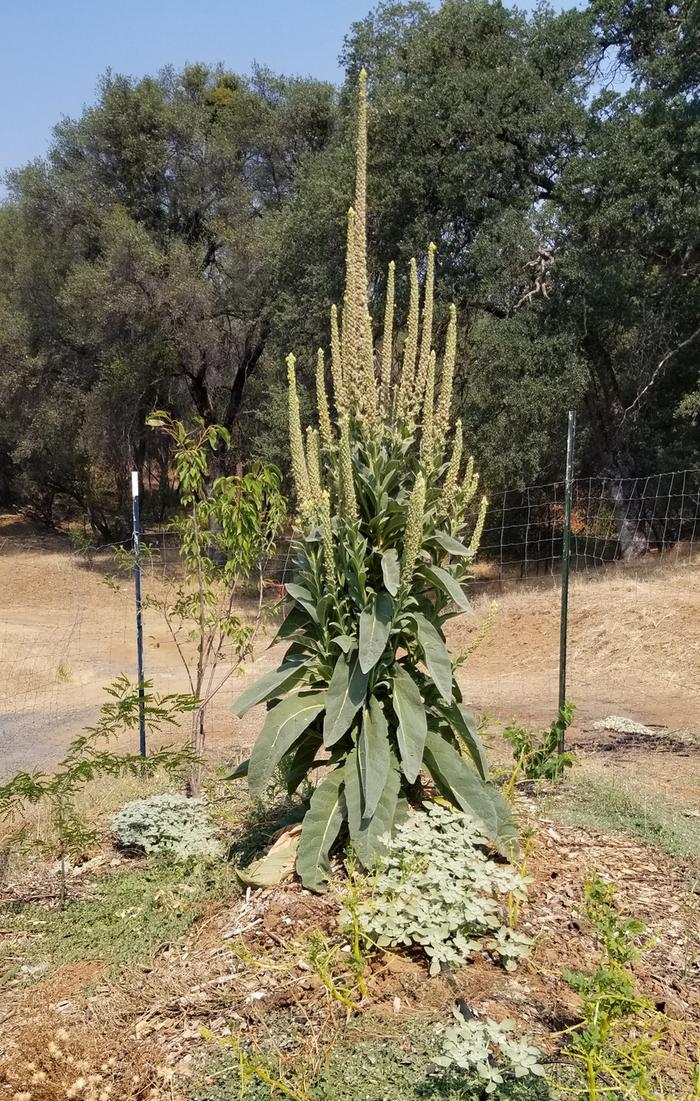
560,874,695,1101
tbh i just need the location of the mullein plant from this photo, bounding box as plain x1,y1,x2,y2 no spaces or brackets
232,71,513,892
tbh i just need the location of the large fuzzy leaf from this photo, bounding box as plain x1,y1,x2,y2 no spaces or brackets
381,549,400,596
232,656,310,717
391,664,428,783
296,769,346,892
358,591,393,673
423,730,503,839
421,564,470,611
249,693,325,798
435,701,488,779
270,604,312,645
323,653,368,746
285,583,319,623
358,697,391,818
433,531,471,557
343,744,363,840
236,826,302,888
412,613,453,702
348,757,400,868
284,731,323,796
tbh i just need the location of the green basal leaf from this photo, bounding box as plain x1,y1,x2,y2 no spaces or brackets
420,564,471,611
222,757,249,781
358,591,393,674
391,664,428,783
412,612,453,702
249,692,326,798
296,768,346,892
381,548,401,596
285,583,320,623
270,604,313,645
435,700,489,779
358,696,391,818
344,744,363,839
349,757,400,868
231,655,310,717
323,653,368,746
423,730,505,840
284,731,323,796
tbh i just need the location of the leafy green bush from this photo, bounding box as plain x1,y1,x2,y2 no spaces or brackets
232,71,514,892
112,793,222,858
504,705,575,782
349,803,531,975
436,1012,545,1094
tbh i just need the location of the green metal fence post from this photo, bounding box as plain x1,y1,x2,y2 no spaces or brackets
558,410,576,751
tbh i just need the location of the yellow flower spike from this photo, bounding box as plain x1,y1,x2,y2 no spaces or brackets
352,70,370,347
439,420,463,515
287,354,312,517
330,304,344,414
306,426,322,505
341,209,357,397
401,472,426,586
415,243,437,407
468,495,489,558
398,258,420,423
420,351,436,469
338,416,358,521
319,489,336,590
380,260,395,414
315,348,333,449
435,303,457,453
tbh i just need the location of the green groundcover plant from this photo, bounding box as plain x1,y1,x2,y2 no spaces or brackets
232,71,514,892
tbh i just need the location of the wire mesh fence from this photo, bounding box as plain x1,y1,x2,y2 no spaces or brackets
476,467,699,587
0,465,698,778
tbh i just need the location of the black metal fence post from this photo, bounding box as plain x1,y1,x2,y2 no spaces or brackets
558,410,576,749
131,470,146,756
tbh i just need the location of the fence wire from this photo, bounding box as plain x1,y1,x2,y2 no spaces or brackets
477,467,699,585
0,465,698,777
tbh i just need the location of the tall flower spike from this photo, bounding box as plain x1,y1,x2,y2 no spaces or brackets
420,351,436,468
338,416,358,521
401,472,426,585
439,420,463,516
330,304,344,414
315,349,333,449
319,490,335,590
352,70,370,346
435,303,457,453
415,243,437,407
468,495,489,558
341,210,357,399
306,427,322,506
287,354,312,518
380,260,395,414
398,258,420,422
361,310,379,427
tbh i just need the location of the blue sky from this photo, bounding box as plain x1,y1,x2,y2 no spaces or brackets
0,0,571,182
